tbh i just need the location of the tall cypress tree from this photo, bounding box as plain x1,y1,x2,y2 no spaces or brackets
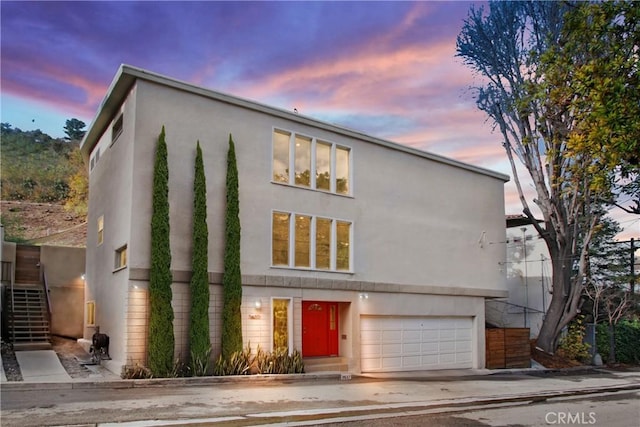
189,141,211,374
148,126,175,377
221,134,243,358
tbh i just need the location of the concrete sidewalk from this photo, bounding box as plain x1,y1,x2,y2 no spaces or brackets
14,350,71,382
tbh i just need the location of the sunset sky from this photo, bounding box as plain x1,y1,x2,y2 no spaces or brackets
1,1,637,240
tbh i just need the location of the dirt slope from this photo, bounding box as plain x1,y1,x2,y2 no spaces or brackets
1,201,86,247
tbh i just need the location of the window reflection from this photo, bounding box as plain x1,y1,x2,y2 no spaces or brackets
316,142,331,191
295,215,311,267
316,217,331,269
336,147,350,195
294,135,311,187
336,221,350,271
273,130,290,183
272,212,352,272
272,129,351,195
272,212,290,265
273,299,290,352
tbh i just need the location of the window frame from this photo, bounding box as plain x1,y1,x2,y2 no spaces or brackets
114,244,128,272
271,127,352,197
271,210,353,273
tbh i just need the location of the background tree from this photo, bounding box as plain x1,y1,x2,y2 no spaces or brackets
543,1,640,215
63,118,86,141
64,147,88,215
456,1,636,353
585,217,637,363
221,134,243,359
189,141,211,375
148,126,175,377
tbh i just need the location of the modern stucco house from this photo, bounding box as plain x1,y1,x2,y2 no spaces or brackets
80,64,509,375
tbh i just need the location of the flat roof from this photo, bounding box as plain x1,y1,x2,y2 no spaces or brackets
81,64,510,182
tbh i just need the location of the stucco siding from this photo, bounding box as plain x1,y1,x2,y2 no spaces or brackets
127,80,506,292
85,88,136,368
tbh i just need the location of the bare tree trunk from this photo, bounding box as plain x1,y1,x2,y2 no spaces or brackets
608,323,616,364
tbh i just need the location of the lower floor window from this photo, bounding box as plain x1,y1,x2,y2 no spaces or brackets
272,211,352,272
86,301,96,326
272,298,292,352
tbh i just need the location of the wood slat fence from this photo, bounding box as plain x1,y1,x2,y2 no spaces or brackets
486,328,531,369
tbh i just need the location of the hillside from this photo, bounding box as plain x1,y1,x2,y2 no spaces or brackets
1,201,87,247
1,122,88,247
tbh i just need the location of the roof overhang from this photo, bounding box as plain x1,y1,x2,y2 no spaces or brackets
81,64,511,183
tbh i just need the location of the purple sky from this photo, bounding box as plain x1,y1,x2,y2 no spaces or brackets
1,1,637,239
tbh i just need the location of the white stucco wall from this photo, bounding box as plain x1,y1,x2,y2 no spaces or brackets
486,222,552,338
85,88,137,371
127,80,507,291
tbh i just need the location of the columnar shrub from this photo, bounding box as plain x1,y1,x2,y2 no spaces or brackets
148,126,175,377
189,141,211,375
221,134,243,359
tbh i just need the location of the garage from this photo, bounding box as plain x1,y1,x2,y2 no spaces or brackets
360,316,474,372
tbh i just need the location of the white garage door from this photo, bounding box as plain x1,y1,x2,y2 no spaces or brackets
361,316,473,372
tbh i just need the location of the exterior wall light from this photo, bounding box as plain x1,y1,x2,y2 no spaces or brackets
255,299,262,310
359,293,369,300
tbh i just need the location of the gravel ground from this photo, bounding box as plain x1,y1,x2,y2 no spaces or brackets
1,335,94,381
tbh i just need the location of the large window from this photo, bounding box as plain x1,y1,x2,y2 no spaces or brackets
272,211,352,272
272,129,351,196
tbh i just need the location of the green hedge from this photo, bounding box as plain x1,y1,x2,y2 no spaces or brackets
596,320,640,364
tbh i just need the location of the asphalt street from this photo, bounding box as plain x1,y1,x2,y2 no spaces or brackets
1,368,639,426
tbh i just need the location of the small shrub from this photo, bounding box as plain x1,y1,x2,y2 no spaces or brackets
213,345,305,376
122,363,153,379
190,346,212,377
170,358,192,378
558,316,591,363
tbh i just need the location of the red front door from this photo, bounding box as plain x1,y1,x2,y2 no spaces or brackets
302,301,339,357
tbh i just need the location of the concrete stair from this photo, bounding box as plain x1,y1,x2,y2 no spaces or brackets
7,285,51,350
304,356,349,373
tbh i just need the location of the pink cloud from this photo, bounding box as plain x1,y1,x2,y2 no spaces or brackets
2,58,106,118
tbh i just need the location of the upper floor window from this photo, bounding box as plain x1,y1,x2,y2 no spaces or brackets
90,147,101,172
112,113,123,144
97,215,104,246
272,211,352,272
272,129,351,196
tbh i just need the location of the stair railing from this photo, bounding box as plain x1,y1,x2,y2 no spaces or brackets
40,263,52,333
1,261,15,341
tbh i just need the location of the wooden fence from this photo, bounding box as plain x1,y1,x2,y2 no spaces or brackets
486,328,531,369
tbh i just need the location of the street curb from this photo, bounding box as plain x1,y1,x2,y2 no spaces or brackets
0,372,345,391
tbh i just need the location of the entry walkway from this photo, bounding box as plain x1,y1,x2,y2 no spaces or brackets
14,350,71,382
